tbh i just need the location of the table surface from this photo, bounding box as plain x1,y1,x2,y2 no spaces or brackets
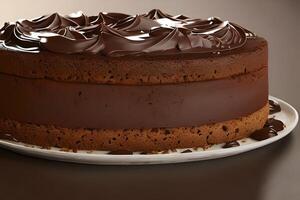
0,1,299,200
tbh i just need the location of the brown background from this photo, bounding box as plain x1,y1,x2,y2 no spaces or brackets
0,0,299,199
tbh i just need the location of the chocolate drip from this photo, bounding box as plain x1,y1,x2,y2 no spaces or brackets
140,152,149,155
222,141,240,148
0,133,18,142
0,9,255,56
269,100,281,114
107,150,133,155
250,118,284,141
181,149,193,153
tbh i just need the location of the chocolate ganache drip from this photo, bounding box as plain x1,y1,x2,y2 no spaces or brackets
0,9,255,56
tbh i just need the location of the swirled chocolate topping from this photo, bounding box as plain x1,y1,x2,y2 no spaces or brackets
0,9,255,56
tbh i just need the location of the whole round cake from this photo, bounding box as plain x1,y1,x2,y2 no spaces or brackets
0,9,268,152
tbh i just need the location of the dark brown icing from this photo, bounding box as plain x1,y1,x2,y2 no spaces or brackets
269,100,281,114
0,9,255,56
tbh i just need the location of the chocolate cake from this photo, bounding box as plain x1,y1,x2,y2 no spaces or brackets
0,9,269,152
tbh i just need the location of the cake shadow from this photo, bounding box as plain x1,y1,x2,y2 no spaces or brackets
0,133,294,200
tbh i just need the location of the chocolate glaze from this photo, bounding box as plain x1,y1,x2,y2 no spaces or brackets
222,141,240,148
269,100,281,114
0,9,255,56
250,118,284,141
0,67,268,129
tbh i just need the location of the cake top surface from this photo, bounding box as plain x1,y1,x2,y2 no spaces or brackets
0,9,256,57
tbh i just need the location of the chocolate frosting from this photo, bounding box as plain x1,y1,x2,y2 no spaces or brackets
0,9,255,56
0,67,268,129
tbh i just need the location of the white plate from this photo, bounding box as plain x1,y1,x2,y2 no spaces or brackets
0,96,298,165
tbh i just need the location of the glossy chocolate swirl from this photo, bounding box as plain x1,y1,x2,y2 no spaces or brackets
0,9,255,56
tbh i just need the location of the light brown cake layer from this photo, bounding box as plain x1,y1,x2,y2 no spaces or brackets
0,103,268,152
0,37,267,85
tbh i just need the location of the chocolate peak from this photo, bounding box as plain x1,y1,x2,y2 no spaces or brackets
0,9,255,56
